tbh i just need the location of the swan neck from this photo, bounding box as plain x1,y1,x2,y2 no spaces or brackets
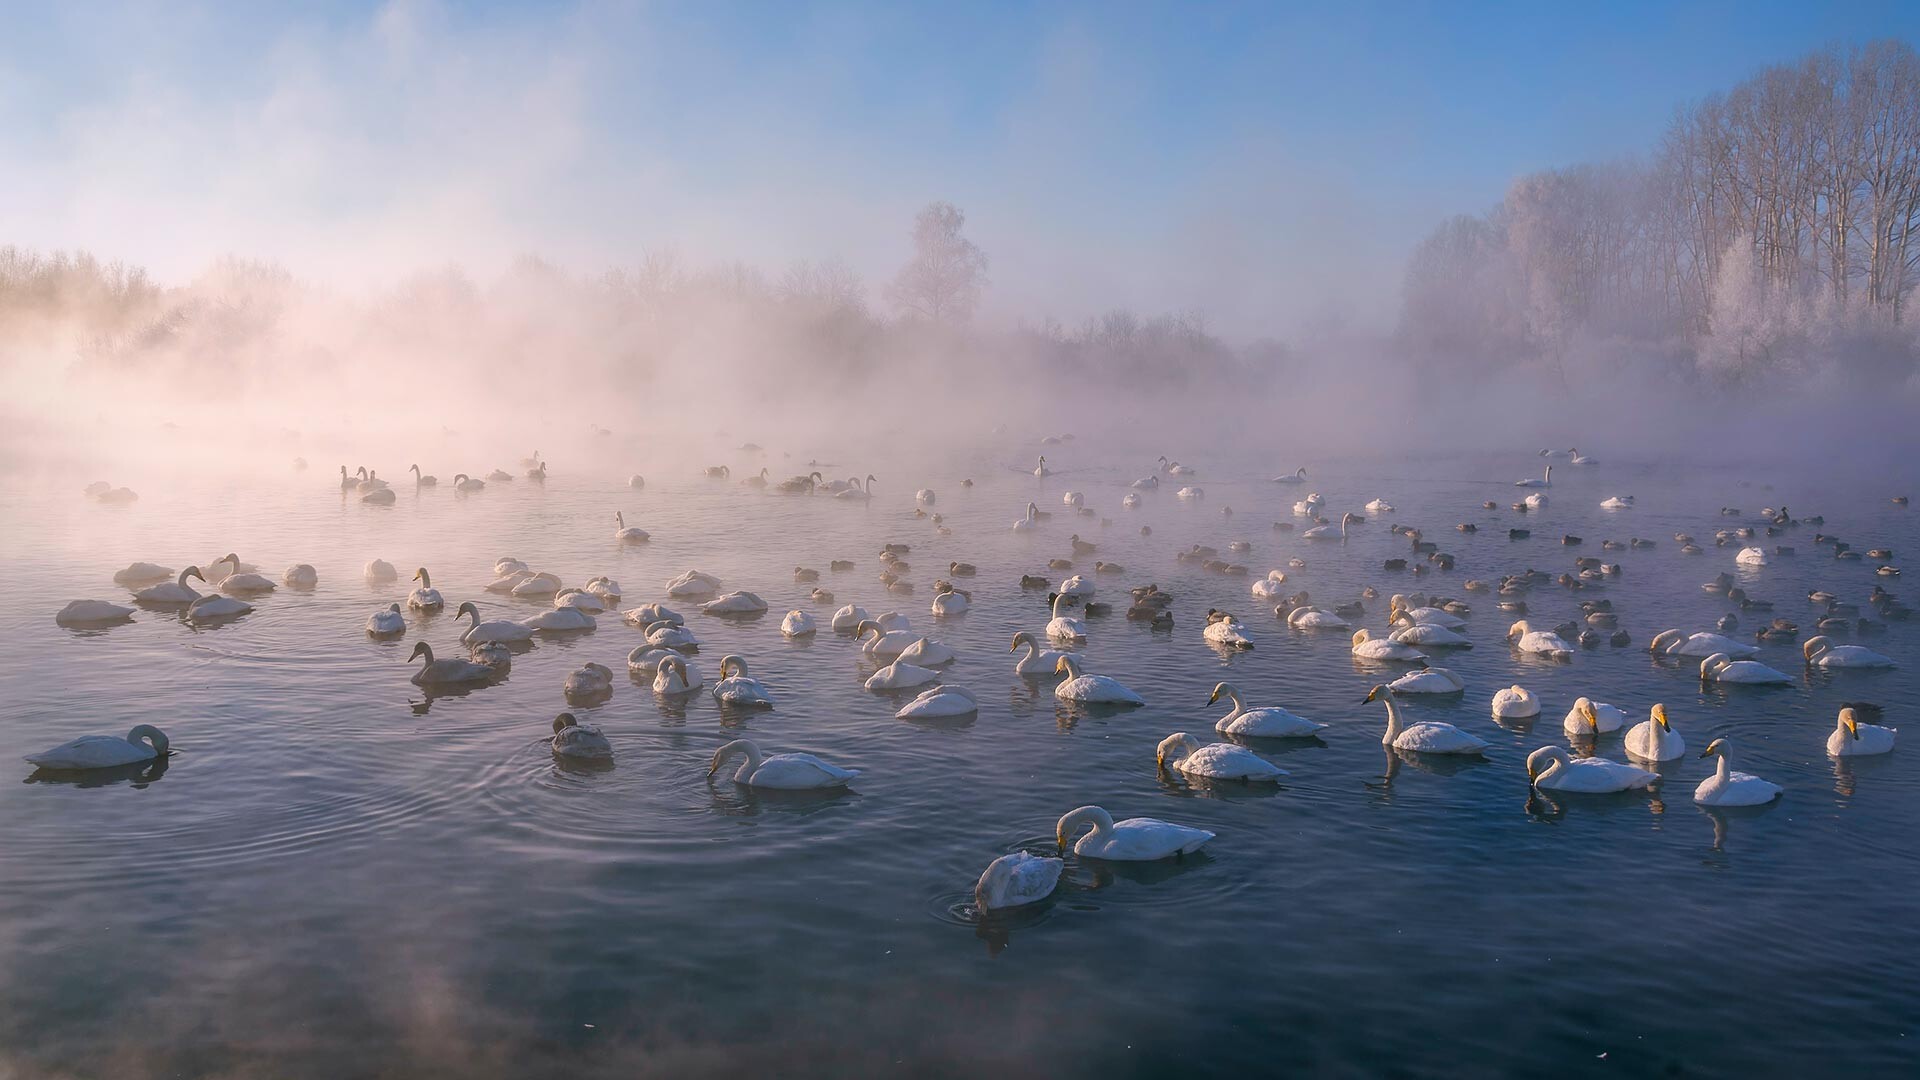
1380,697,1404,743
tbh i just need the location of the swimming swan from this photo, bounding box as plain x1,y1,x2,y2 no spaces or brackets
1364,684,1485,752
1624,703,1686,761
1010,632,1076,676
456,601,535,643
709,739,854,789
1526,746,1654,793
26,724,169,770
550,713,612,760
1053,656,1145,705
1564,697,1626,735
895,684,979,718
1516,465,1553,488
1045,594,1088,642
1507,619,1574,659
1693,738,1782,806
975,852,1062,910
1827,707,1896,757
407,568,444,611
135,566,205,605
1699,652,1791,685
1156,732,1286,781
1056,805,1212,861
366,603,407,636
1491,685,1540,719
1209,682,1325,737
1802,636,1894,669
1351,628,1425,661
408,641,494,686
613,512,650,541
712,655,775,707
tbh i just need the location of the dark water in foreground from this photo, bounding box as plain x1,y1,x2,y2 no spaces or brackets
1,451,1915,1077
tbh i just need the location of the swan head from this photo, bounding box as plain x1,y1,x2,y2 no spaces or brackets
709,738,758,776
181,565,205,584
1351,629,1371,647
1207,681,1237,706
1506,619,1532,640
1699,653,1730,679
1651,703,1672,732
1649,629,1683,654
1698,737,1728,760
1053,655,1083,678
1572,697,1600,732
552,712,579,734
127,724,170,756
1802,636,1832,660
1362,683,1390,704
1056,805,1113,849
1839,708,1860,739
1009,632,1036,652
717,654,748,679
1155,732,1201,769
413,567,430,586
408,641,434,664
1525,745,1568,782
456,600,479,622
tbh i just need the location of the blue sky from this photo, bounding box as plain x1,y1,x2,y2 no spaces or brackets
2,0,1915,335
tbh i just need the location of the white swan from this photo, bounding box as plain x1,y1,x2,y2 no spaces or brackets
452,473,485,492
1156,732,1286,781
1292,494,1325,516
361,487,396,505
1053,656,1145,705
1522,492,1548,509
1045,594,1088,642
407,568,444,610
456,601,534,643
1490,685,1539,719
1033,456,1050,477
1390,623,1471,647
1365,497,1394,513
1564,697,1626,735
1699,652,1791,685
642,620,700,648
1203,610,1254,649
1122,492,1142,509
1515,464,1553,488
1650,629,1759,659
613,512,650,541
367,603,406,636
1250,571,1288,601
712,655,775,707
623,602,685,628
135,566,204,605
1301,512,1358,540
835,474,876,501
780,610,817,637
653,656,703,694
1735,546,1768,566
1209,682,1325,737
1694,738,1782,806
1827,707,1897,757
1062,490,1084,508
510,571,563,598
1803,636,1894,669
874,611,913,632
1176,485,1204,500
1624,703,1686,761
1507,619,1574,659
1272,467,1307,484
898,637,958,666
186,594,251,621
550,713,611,760
365,559,398,582
1526,746,1654,793
563,663,615,698
856,621,920,659
1569,449,1596,465
283,564,318,587
26,724,169,769
1392,601,1467,630
1159,456,1195,476
929,583,970,617
112,562,173,586
895,684,978,718
830,604,871,632
1130,474,1159,490
1351,628,1425,662
1600,496,1634,510
1010,632,1076,676
1286,607,1350,630
915,488,935,505
408,641,494,685
1012,501,1040,532
709,739,855,789
519,607,596,633
975,852,1062,910
703,591,768,615
1387,667,1466,695
555,588,606,613
1057,575,1095,599
665,569,723,598
1365,684,1485,752
865,660,939,690
410,464,437,487
1057,805,1212,861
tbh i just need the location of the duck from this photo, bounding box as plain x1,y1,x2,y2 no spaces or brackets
366,603,407,636
613,512,650,541
1208,682,1325,737
1803,636,1894,668
865,659,940,690
780,610,817,637
1351,628,1425,661
1203,609,1254,649
407,641,495,686
455,601,535,643
974,852,1063,911
1156,732,1286,781
895,684,979,719
1364,684,1485,752
1490,685,1540,720
1387,667,1466,695
1515,464,1553,488
711,655,775,707
1045,594,1088,642
134,566,205,605
1564,697,1626,735
709,739,855,790
407,568,444,611
563,663,614,700
186,594,252,621
550,713,611,760
1525,746,1655,793
1699,652,1792,685
1056,805,1211,861
1827,707,1896,757
1272,467,1308,484
25,724,169,770
1053,656,1145,705
1507,619,1575,659
1010,632,1076,677
652,656,703,694
1624,703,1686,761
1693,738,1782,806
1649,629,1761,659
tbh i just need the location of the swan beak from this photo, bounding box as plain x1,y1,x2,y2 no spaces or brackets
1055,830,1068,851
1207,689,1220,705
1697,746,1714,759
1847,718,1860,739
1526,765,1538,782
1155,751,1167,768
1654,705,1670,731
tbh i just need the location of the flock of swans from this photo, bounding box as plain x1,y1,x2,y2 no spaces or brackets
41,451,1909,913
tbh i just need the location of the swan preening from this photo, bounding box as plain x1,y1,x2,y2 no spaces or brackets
367,603,406,636
1651,629,1759,659
1564,697,1626,735
895,684,979,719
1057,805,1212,861
26,724,169,769
1491,685,1539,720
712,655,775,707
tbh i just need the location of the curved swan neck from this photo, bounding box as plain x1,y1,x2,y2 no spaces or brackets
1057,655,1084,678
128,724,168,755
416,568,432,588
1379,696,1404,743
713,739,761,777
1059,805,1113,844
720,655,749,679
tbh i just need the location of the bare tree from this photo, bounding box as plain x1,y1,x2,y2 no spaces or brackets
887,201,988,324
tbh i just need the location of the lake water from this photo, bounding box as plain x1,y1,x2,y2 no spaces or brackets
1,449,1914,1077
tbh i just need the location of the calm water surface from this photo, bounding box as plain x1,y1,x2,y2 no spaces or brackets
1,451,1915,1076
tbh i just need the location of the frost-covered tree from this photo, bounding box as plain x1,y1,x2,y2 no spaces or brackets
887,201,989,324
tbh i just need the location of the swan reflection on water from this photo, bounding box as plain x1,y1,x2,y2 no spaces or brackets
25,754,172,790
705,782,859,819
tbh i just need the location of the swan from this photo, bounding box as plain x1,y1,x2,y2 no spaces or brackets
1491,685,1540,719
186,594,251,621
1033,456,1051,477
780,610,817,637
665,569,723,598
1057,575,1094,599
1057,805,1211,861
1601,496,1633,510
1012,502,1040,533
283,564,318,587
487,469,513,482
898,637,958,666
1156,732,1286,781
865,657,940,690
519,607,597,632
653,656,703,694
642,620,701,648
1650,629,1760,659
1292,494,1324,516
709,739,854,790
520,450,542,469
1365,684,1485,752
1390,622,1471,647
895,684,978,719
1301,512,1358,541
1204,610,1254,649
1526,746,1654,793
1351,628,1425,661
836,474,876,501
915,488,935,505
613,512,650,542
1564,697,1626,735
510,571,563,597
112,562,173,586
1827,707,1896,757
856,620,921,659
706,465,731,479
584,577,622,604
1625,703,1686,761
1569,449,1597,465
975,852,1062,911
1388,667,1466,695
1158,456,1195,476
1699,652,1791,685
550,713,611,760
1208,682,1325,737
874,611,913,633
1365,497,1394,513
355,470,390,493
1062,490,1083,508
339,466,356,491
1515,464,1553,488
563,663,615,699
1735,546,1768,567
628,475,645,489
495,557,529,576
25,724,169,770
1693,738,1782,806
135,566,205,605
743,467,771,488
1045,594,1088,642
408,642,494,686
929,582,970,617
1122,493,1142,509
452,473,485,492
831,604,871,632
712,655,775,707
1250,571,1288,601
1130,474,1159,490
1286,607,1349,630
361,485,396,505
1272,467,1307,484
622,602,685,628
1010,632,1076,676
365,559,398,582
703,591,768,615
1507,620,1574,659
410,464,437,486
367,603,407,636
1053,656,1145,705
1803,636,1894,669
1177,485,1205,500
456,601,534,643
1522,492,1548,509
407,568,444,611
